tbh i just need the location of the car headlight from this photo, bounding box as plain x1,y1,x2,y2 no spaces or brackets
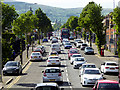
3,68,6,70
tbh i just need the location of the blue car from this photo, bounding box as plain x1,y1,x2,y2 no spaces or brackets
64,42,72,49
42,38,48,42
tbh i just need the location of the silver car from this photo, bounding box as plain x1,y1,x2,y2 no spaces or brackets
51,44,61,53
42,67,64,83
34,83,61,90
84,47,94,54
3,61,22,75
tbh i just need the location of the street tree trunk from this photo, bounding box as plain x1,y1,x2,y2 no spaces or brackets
89,30,92,47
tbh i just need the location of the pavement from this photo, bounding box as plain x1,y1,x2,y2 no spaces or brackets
1,42,38,89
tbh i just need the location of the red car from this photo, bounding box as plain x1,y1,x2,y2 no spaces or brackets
68,48,79,60
93,80,119,90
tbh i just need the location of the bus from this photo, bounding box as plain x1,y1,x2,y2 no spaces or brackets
61,28,70,41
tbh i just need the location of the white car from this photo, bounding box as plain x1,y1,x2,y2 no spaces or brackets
34,83,60,90
76,41,83,48
73,57,86,69
100,61,119,74
30,52,42,61
51,44,61,53
74,39,82,46
80,68,103,86
70,54,82,64
42,67,64,83
47,56,61,66
81,43,88,50
79,63,97,76
49,51,59,56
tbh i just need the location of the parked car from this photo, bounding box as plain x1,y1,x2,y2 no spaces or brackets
79,63,97,75
76,41,83,48
42,67,64,83
93,80,119,90
36,45,46,54
84,47,94,54
49,51,59,56
52,38,58,43
80,68,103,86
64,42,72,49
30,52,42,61
34,83,61,90
42,38,48,42
100,61,119,74
47,56,61,66
51,44,61,53
73,57,86,69
74,39,82,46
81,43,88,50
69,36,74,40
68,48,79,60
70,54,82,64
3,61,22,75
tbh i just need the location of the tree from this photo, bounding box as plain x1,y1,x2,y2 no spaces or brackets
2,2,18,32
69,16,78,30
113,7,120,57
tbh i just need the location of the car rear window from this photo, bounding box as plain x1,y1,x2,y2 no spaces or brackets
84,70,100,74
45,69,61,73
107,63,118,66
72,55,81,57
49,57,59,59
70,50,78,53
75,58,84,61
32,53,40,55
82,44,87,46
98,83,119,89
85,65,96,68
52,45,59,47
36,86,59,90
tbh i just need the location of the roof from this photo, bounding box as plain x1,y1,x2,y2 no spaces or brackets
84,68,99,70
82,63,96,65
48,56,59,57
104,61,118,63
36,83,58,87
45,67,60,69
97,80,119,83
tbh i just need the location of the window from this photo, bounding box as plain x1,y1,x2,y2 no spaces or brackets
45,69,60,73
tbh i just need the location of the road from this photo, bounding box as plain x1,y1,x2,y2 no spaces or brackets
4,39,119,90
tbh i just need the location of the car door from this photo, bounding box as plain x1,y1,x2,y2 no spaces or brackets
81,69,84,82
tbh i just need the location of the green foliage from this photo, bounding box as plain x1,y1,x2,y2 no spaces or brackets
113,7,120,57
2,2,19,32
69,16,78,30
53,23,61,31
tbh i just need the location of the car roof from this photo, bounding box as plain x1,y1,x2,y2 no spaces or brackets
48,56,59,57
84,68,99,70
70,48,77,50
32,52,40,53
97,80,119,83
36,83,58,87
82,63,95,65
72,54,81,55
45,67,60,69
74,57,84,59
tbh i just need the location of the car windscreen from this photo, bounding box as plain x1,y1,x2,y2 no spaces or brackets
70,50,78,53
34,49,41,51
49,57,59,59
86,47,93,49
52,45,59,48
106,63,118,66
84,70,100,74
65,43,71,45
72,55,81,57
82,44,87,46
75,58,84,61
32,53,40,55
36,86,59,90
98,83,119,89
45,69,61,73
85,65,96,68
5,62,17,67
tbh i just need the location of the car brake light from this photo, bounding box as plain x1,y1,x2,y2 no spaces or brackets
56,60,59,62
43,73,47,77
48,60,50,62
105,67,109,69
116,67,119,69
39,56,41,58
58,73,61,76
31,56,33,58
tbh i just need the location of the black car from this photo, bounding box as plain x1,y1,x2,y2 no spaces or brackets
3,61,22,75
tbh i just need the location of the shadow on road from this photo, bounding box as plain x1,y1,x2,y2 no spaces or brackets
16,83,36,87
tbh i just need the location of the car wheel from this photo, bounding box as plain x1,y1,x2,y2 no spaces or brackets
3,72,7,76
20,70,22,74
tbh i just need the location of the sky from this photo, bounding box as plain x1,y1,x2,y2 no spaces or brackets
5,0,120,9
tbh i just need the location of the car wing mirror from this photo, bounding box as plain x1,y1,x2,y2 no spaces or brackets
42,71,44,73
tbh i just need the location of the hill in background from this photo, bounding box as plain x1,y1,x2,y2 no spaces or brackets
4,1,113,24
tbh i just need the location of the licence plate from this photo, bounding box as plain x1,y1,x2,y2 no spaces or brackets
110,68,115,70
52,63,55,65
49,79,55,81
7,71,12,73
34,56,37,58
